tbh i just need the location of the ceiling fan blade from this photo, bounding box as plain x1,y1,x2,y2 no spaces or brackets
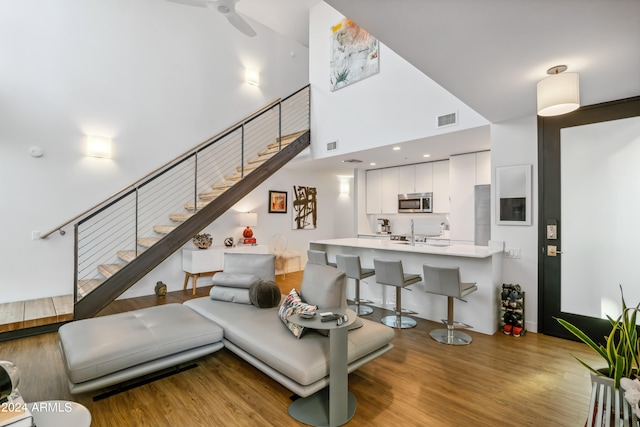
165,0,207,7
226,12,257,37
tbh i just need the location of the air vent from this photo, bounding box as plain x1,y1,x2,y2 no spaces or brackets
341,159,363,163
437,112,458,128
327,141,337,151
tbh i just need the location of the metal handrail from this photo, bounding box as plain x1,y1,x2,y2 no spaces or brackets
41,97,283,239
67,85,310,302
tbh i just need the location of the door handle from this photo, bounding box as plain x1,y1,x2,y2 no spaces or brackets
547,245,563,256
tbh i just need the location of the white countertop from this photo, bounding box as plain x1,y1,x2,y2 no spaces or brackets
310,238,503,259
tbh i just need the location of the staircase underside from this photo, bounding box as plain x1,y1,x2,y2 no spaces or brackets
73,130,310,320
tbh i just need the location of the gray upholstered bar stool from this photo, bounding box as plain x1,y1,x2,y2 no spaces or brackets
373,258,422,328
307,249,337,268
422,264,478,345
336,254,375,316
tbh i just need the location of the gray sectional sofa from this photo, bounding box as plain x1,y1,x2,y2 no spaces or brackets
58,253,395,400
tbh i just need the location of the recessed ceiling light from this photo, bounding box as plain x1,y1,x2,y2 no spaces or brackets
370,162,376,166
423,154,430,158
393,147,400,151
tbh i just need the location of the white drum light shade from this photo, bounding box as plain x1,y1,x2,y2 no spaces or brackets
537,72,580,117
237,212,257,227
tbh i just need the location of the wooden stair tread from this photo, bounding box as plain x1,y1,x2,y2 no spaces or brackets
169,213,194,222
258,146,284,156
24,298,56,323
77,279,103,298
248,153,274,163
137,237,161,248
236,161,265,173
98,264,123,278
153,225,176,235
52,295,74,317
212,181,235,190
0,296,73,331
117,250,144,263
0,301,25,325
198,188,226,201
266,130,307,149
184,201,211,211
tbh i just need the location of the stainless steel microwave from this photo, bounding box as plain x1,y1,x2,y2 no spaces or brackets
398,192,432,213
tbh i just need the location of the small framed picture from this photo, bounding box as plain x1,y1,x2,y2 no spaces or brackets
269,190,287,213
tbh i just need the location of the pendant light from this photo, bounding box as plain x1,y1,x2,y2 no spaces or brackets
536,65,580,117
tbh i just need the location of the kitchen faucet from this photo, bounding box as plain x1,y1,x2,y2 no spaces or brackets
410,219,415,246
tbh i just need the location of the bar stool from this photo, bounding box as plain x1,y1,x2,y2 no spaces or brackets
422,264,478,345
336,254,375,316
306,249,337,268
373,258,422,329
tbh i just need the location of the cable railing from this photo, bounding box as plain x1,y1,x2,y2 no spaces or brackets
63,85,310,303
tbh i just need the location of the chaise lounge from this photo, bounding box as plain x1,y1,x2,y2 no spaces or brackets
58,253,395,402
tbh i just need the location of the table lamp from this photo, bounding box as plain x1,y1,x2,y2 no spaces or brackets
238,212,258,244
0,361,20,402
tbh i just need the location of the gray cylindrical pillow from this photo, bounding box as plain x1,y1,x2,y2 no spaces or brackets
249,280,281,308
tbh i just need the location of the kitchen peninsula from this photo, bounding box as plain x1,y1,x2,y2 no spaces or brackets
309,238,504,335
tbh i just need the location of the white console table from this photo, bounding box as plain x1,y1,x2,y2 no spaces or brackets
182,245,269,294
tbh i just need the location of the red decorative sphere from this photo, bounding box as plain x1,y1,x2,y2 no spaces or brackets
243,226,254,238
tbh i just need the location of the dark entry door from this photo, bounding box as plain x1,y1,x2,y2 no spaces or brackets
538,96,640,341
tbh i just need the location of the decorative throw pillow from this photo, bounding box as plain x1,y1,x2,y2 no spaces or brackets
249,280,281,308
277,288,317,339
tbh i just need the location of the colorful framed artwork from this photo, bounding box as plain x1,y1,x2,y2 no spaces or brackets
269,190,287,213
330,18,380,91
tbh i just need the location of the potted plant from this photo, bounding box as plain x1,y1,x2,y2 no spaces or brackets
556,285,639,388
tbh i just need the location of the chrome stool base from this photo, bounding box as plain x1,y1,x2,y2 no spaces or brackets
430,329,472,345
348,304,373,316
381,315,417,329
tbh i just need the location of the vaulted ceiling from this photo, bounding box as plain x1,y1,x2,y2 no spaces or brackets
241,0,640,124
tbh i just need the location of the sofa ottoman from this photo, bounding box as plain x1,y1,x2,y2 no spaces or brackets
58,304,224,394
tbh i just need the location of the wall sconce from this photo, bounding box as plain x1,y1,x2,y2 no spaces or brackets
245,68,260,87
86,135,112,158
238,212,258,243
338,175,351,198
537,65,580,117
339,181,350,197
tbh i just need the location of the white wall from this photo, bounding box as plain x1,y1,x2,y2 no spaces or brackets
308,2,488,158
491,115,539,332
0,0,309,303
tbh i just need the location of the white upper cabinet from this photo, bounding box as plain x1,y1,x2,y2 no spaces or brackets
367,161,451,214
381,168,399,213
366,168,399,214
366,169,383,214
432,160,449,213
414,163,434,193
397,165,416,194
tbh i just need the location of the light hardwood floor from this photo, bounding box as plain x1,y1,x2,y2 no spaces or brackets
0,272,600,426
0,295,73,332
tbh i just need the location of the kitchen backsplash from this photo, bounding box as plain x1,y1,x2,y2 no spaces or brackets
365,213,449,236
